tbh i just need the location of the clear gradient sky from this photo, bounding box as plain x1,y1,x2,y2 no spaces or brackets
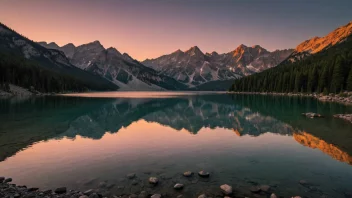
0,0,352,60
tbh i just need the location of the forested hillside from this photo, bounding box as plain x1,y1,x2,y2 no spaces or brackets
0,22,118,93
229,36,352,94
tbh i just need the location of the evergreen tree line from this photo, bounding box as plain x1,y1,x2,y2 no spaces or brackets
230,36,352,94
0,52,89,93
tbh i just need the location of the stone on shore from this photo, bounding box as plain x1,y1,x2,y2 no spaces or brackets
270,193,277,198
183,171,193,177
89,193,99,198
220,184,233,195
151,194,162,198
198,194,207,198
174,183,184,190
0,177,4,182
149,177,159,184
4,178,12,183
54,187,67,194
84,189,95,196
250,186,261,193
198,171,210,178
333,114,352,123
79,196,89,198
260,184,271,192
27,187,39,192
127,173,136,179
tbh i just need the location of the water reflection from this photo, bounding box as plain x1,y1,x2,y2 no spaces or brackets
0,94,352,197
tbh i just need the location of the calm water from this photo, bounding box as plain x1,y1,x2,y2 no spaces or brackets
0,93,352,198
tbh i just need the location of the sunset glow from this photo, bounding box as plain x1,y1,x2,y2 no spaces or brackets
1,0,351,60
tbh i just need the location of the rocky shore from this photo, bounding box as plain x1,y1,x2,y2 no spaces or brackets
333,114,352,123
0,173,314,198
229,91,352,105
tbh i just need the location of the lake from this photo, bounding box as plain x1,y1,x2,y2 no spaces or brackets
0,92,352,198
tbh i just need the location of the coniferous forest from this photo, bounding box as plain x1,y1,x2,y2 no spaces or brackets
229,36,352,94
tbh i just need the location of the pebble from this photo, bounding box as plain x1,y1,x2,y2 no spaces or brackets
220,184,233,195
149,177,159,184
183,171,193,177
198,194,207,198
198,171,210,178
89,193,99,198
84,189,95,196
151,194,161,198
79,196,89,198
174,183,184,190
54,187,67,194
270,193,277,198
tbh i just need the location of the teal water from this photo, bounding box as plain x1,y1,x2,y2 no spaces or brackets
0,93,352,198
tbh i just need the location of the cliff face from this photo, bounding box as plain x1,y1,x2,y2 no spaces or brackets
294,131,352,165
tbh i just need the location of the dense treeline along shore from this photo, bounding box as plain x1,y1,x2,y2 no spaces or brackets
229,35,352,95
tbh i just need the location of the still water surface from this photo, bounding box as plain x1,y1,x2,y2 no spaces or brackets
0,93,352,197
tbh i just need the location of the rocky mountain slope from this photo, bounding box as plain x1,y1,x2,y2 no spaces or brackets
143,45,293,87
39,41,188,90
0,23,118,93
288,21,352,62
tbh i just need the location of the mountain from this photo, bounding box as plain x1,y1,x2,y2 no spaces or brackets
142,45,293,87
230,21,352,94
287,21,352,63
0,23,118,93
39,41,188,90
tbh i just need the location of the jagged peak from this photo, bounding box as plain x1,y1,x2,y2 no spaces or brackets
185,46,204,56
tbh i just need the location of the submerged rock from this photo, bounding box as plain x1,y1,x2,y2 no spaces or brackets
220,184,233,195
302,112,323,118
198,171,210,178
174,183,184,190
149,177,159,184
250,186,261,193
54,187,67,194
183,171,193,177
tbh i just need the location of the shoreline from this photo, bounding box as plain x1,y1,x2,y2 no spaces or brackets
0,175,307,198
227,91,352,105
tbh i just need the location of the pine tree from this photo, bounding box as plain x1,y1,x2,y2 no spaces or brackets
347,67,352,91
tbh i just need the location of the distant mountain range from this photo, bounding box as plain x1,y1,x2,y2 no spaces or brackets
1,20,351,92
230,21,352,94
143,45,293,86
38,41,187,90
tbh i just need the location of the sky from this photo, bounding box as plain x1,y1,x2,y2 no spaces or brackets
0,0,352,60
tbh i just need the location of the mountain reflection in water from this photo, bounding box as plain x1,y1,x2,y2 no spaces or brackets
0,93,352,197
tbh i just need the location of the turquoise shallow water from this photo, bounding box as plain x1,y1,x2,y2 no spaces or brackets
0,93,352,198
